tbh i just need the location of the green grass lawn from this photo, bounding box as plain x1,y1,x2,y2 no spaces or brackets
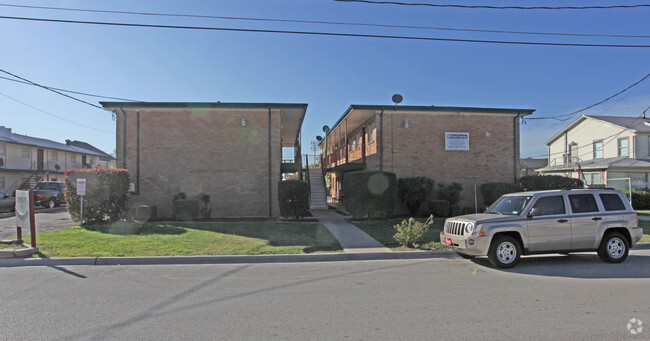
352,217,448,250
25,221,342,257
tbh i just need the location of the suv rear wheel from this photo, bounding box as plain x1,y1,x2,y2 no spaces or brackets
47,199,56,209
488,235,521,268
597,232,629,263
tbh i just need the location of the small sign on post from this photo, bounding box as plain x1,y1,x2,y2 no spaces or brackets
15,189,36,246
77,178,86,225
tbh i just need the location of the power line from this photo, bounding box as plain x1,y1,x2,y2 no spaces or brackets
527,73,650,121
2,15,650,48
1,2,648,39
0,75,141,102
0,91,114,134
0,68,115,117
335,0,650,10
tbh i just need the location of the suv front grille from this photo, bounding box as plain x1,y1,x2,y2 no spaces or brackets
445,221,466,236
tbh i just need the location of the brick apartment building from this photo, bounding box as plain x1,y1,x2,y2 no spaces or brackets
101,102,307,218
321,105,535,207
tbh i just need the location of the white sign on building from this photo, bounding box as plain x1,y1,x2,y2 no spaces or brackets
445,132,470,151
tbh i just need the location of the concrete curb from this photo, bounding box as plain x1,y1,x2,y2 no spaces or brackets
0,250,457,267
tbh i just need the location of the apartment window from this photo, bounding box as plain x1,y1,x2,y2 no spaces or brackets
22,146,30,158
70,154,76,162
618,137,629,157
368,122,375,142
584,172,602,186
51,150,58,161
593,140,604,159
568,143,578,163
0,176,4,190
356,134,361,149
0,142,5,156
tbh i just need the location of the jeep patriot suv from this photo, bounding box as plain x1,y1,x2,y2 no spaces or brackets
440,188,643,268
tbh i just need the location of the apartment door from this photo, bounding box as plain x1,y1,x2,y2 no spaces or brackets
37,149,44,170
82,155,87,167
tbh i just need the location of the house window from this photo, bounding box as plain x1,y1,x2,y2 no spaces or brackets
368,122,375,142
356,133,362,150
51,150,58,161
618,137,629,157
22,146,30,158
568,143,578,163
583,172,602,186
593,140,603,159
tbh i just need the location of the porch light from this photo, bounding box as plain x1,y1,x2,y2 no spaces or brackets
241,118,246,126
404,120,409,128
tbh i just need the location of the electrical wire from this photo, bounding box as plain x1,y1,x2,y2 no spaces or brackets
0,90,114,134
0,75,141,102
1,15,650,48
335,0,650,10
1,3,648,39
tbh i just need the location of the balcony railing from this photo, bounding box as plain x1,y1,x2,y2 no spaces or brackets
0,156,85,172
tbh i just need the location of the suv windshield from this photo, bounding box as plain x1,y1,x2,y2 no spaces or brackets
486,195,533,215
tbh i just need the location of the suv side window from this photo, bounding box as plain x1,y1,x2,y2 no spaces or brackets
599,193,626,211
569,194,599,213
531,195,566,216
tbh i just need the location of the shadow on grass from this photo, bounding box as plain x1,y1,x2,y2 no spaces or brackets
82,222,187,236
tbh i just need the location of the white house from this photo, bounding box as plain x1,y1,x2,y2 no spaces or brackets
538,115,650,189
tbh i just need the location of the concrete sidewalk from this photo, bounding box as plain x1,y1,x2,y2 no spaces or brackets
310,209,391,253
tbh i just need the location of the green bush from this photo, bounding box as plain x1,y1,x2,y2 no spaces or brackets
632,189,650,209
428,200,451,217
343,171,396,218
520,175,583,191
450,205,463,217
393,215,434,248
278,180,309,219
173,199,199,221
65,169,130,224
480,182,521,206
436,182,463,207
397,177,434,215
126,205,157,222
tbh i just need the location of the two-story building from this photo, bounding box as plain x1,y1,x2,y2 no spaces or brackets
538,115,650,189
320,104,535,207
0,126,116,194
101,102,307,218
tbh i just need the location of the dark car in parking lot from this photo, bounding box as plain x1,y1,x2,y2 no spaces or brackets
0,191,15,212
33,181,66,208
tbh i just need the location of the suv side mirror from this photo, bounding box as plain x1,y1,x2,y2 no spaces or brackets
528,207,542,218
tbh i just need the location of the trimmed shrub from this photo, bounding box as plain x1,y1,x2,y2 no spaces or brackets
397,177,434,215
65,168,130,224
343,171,397,218
278,180,309,219
173,199,199,221
428,200,451,217
450,205,463,217
393,215,434,248
632,190,650,209
436,182,463,206
480,182,521,206
520,175,583,191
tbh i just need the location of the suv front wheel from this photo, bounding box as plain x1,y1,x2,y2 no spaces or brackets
597,232,629,263
488,235,521,268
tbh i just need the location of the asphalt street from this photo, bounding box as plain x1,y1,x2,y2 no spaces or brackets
0,207,73,240
1,250,649,340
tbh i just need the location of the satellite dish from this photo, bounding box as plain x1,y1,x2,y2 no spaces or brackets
322,125,330,133
316,136,323,142
54,164,61,171
392,94,403,105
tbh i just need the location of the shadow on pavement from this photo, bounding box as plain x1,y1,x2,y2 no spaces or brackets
470,252,650,279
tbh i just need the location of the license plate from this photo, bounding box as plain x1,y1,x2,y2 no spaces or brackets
445,237,452,246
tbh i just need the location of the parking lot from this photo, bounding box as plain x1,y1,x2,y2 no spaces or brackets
0,207,74,240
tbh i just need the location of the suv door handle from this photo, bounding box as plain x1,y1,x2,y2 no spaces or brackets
592,217,602,221
557,219,568,223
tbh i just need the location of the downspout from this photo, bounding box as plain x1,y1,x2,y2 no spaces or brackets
119,106,127,169
136,111,140,195
514,113,522,183
268,107,273,217
379,108,384,171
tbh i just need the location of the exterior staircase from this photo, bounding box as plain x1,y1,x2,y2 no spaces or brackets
19,170,48,190
308,169,328,210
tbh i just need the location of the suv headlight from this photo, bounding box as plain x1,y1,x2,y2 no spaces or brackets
465,223,474,235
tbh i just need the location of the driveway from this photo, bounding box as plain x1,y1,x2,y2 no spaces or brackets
0,207,74,240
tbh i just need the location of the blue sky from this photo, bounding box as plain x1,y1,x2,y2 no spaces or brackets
1,0,649,159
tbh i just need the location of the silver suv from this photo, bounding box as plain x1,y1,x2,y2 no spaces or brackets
440,188,643,268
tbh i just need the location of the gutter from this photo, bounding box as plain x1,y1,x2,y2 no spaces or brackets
514,113,521,183
119,106,127,169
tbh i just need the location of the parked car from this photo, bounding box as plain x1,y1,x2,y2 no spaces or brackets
440,188,643,268
0,191,15,212
33,181,66,208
